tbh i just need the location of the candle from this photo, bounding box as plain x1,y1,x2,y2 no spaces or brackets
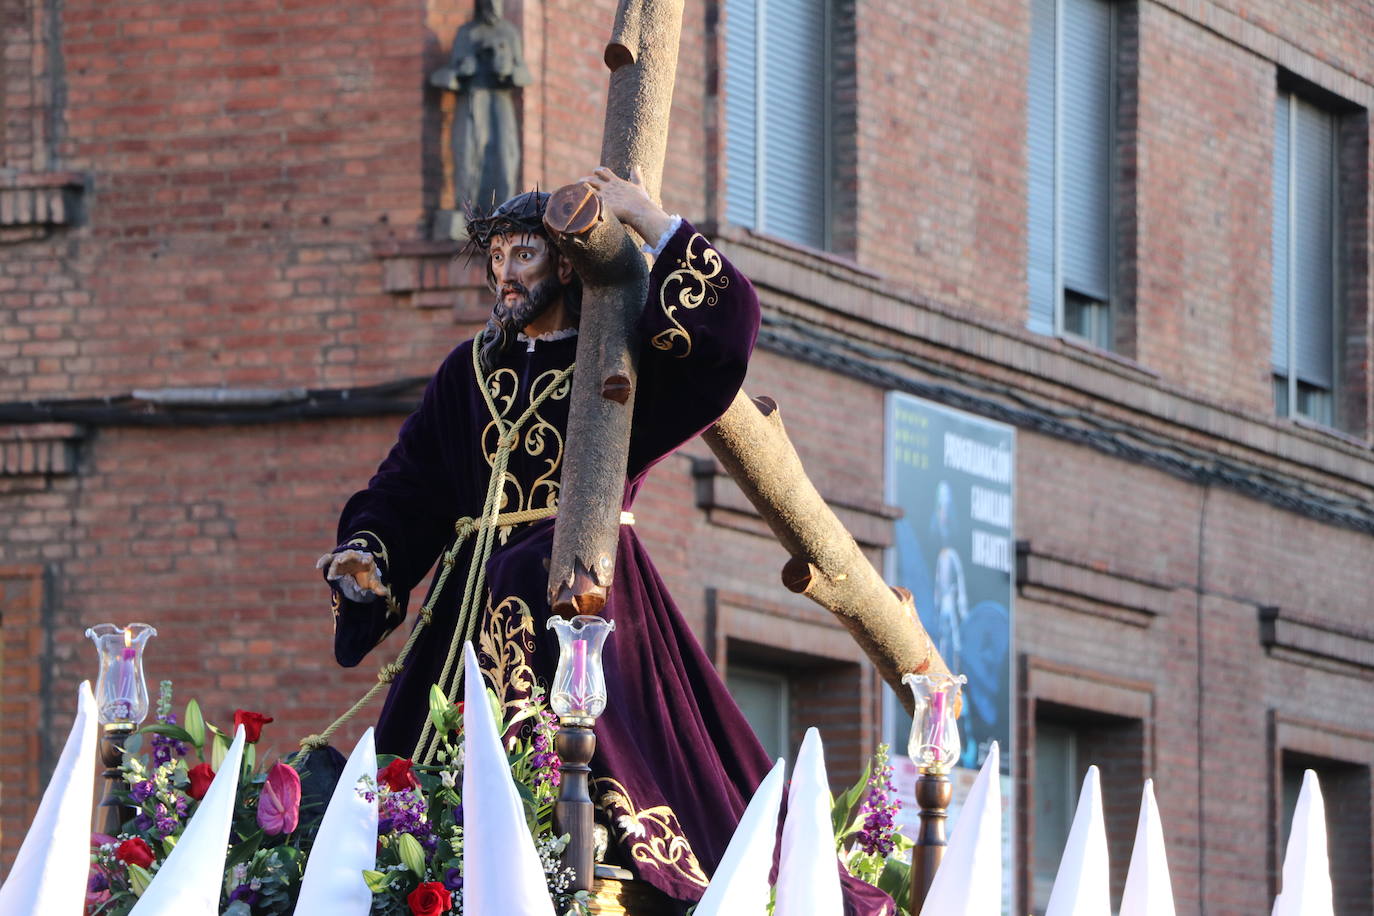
112,629,136,720
571,639,588,710
928,689,946,765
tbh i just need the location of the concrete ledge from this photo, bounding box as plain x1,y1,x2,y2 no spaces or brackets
1260,605,1374,676
1016,540,1180,627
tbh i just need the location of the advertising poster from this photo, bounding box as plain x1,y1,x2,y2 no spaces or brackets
884,392,1014,905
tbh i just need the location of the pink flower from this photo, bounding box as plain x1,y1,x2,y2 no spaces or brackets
256,762,301,835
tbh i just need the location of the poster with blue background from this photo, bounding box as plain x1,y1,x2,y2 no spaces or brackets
884,392,1014,901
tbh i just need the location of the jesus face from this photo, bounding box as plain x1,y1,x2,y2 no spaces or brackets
488,232,574,335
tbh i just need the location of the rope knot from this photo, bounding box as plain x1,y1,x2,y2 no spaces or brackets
378,661,405,683
497,433,518,450
454,517,475,536
418,607,434,625
299,734,329,751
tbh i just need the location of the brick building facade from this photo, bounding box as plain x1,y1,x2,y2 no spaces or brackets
1,0,1372,912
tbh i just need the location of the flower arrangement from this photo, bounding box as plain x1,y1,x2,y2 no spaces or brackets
85,681,588,916
831,743,915,914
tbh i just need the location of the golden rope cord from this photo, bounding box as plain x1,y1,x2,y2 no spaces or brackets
300,335,573,756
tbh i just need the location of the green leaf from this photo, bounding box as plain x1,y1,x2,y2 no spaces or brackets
183,699,205,749
160,834,178,857
243,742,256,778
486,688,503,732
429,684,451,733
831,758,872,845
211,733,229,770
397,832,427,877
363,869,393,893
876,854,909,899
138,722,196,745
225,830,264,870
127,864,153,897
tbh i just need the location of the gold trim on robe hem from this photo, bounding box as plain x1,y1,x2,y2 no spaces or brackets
592,776,711,888
477,592,540,726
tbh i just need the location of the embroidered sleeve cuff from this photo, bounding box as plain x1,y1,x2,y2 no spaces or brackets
641,215,683,257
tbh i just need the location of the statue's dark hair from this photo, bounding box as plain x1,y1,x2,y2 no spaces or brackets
465,191,583,373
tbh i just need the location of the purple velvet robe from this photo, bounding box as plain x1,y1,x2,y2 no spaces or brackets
329,221,894,914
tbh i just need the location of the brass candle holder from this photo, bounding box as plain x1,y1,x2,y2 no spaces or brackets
546,614,616,893
85,623,157,835
902,671,966,914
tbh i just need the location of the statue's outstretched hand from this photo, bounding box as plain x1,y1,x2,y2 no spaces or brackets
576,166,673,246
316,549,387,603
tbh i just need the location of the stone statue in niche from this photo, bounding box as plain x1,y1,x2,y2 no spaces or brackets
429,0,532,240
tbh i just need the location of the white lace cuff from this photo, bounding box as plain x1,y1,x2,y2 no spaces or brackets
642,215,683,257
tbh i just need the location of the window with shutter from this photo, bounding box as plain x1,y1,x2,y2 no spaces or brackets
1027,0,1116,350
1272,91,1339,426
724,0,831,250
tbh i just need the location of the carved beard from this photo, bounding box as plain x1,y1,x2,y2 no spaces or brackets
478,274,564,374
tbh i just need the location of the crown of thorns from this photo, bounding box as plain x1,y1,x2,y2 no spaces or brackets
463,190,549,252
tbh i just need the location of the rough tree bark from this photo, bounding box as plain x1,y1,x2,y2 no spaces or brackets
544,0,683,615
546,0,949,712
543,187,647,615
702,394,950,713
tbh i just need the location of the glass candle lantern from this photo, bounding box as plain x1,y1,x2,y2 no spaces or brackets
85,623,157,727
902,672,967,774
546,615,616,727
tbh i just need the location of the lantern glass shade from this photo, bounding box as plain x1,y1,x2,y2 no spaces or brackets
546,615,616,727
85,623,158,726
902,672,967,774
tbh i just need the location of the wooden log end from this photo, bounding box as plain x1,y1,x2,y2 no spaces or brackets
601,373,632,404
752,395,778,417
545,184,603,237
781,556,816,594
604,42,635,71
551,557,611,618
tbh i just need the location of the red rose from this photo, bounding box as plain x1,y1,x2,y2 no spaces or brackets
406,881,452,916
232,709,274,744
378,758,421,792
186,762,215,800
114,836,154,870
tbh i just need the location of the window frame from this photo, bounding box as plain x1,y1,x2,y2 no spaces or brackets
1028,0,1120,351
723,0,835,251
1272,88,1342,427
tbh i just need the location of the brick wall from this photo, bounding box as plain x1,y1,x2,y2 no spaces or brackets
2,0,1373,909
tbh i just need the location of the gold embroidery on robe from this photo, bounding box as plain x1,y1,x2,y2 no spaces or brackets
479,364,572,520
650,233,731,359
593,776,710,888
477,593,540,723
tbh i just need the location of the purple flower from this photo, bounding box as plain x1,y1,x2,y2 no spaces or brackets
531,710,562,791
228,883,258,904
855,745,901,857
87,870,109,893
148,801,178,837
150,712,188,765
443,867,464,891
377,787,433,844
130,780,156,804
